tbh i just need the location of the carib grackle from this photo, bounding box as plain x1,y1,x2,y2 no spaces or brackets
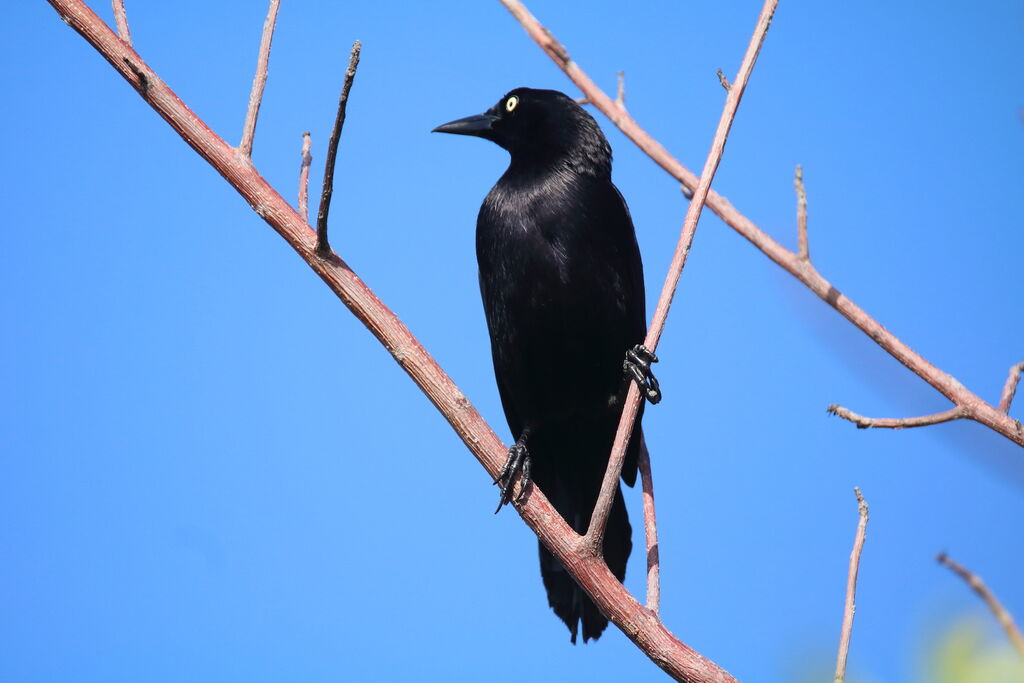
434,88,660,643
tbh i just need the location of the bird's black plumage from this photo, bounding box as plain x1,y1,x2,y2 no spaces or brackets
435,88,651,643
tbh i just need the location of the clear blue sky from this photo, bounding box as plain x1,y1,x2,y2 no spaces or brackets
2,2,1022,681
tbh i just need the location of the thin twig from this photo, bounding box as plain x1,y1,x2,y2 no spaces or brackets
584,0,779,555
298,131,312,224
794,164,808,261
499,0,1024,449
826,405,963,430
638,434,660,614
44,5,739,680
111,0,131,45
716,69,731,91
937,552,1024,657
316,40,361,258
835,488,869,683
998,361,1024,414
239,0,280,158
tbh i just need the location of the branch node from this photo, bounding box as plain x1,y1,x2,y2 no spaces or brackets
121,57,149,95
316,40,362,258
541,27,570,66
716,69,731,91
615,70,626,109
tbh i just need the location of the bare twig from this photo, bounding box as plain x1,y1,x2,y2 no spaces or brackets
716,69,731,91
239,0,280,158
46,4,737,680
499,0,1024,449
830,361,1023,435
584,0,779,555
578,71,625,108
298,131,312,224
826,405,964,430
835,488,869,683
794,164,808,261
998,361,1024,414
111,0,131,45
316,40,361,258
638,434,660,614
937,552,1024,657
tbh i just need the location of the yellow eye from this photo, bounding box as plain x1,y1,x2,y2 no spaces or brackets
505,96,519,112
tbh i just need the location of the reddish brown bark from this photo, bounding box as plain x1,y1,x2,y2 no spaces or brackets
45,1,739,680
585,0,778,558
499,0,1024,449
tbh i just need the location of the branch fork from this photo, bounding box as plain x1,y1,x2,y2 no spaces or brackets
580,0,779,567
501,0,1024,450
47,1,772,679
828,359,1022,433
51,1,1015,681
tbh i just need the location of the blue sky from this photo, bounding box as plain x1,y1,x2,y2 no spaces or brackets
2,2,1022,681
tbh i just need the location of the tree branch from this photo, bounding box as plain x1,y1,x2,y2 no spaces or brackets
583,0,779,555
834,488,869,683
998,361,1024,414
111,0,131,45
239,0,280,158
45,2,738,680
638,435,660,614
316,40,361,258
937,552,1024,657
498,0,1024,449
716,69,730,91
298,131,312,224
826,405,964,430
794,164,808,261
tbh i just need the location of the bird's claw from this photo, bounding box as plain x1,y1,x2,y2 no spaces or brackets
494,440,531,513
624,344,662,404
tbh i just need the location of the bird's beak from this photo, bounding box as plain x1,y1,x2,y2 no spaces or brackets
432,113,498,138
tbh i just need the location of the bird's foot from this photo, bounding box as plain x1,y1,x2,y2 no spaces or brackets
493,436,531,513
624,344,662,404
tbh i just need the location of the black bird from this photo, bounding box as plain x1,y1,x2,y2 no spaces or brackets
434,88,659,643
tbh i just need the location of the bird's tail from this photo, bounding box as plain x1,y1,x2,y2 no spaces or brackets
538,482,631,643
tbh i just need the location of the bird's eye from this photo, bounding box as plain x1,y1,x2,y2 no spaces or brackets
505,96,519,112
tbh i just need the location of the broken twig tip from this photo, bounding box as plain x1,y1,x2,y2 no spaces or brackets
716,69,731,91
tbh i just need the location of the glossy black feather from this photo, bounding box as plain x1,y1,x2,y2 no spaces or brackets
438,88,647,643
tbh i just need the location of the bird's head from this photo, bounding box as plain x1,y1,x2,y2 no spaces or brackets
433,88,611,176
